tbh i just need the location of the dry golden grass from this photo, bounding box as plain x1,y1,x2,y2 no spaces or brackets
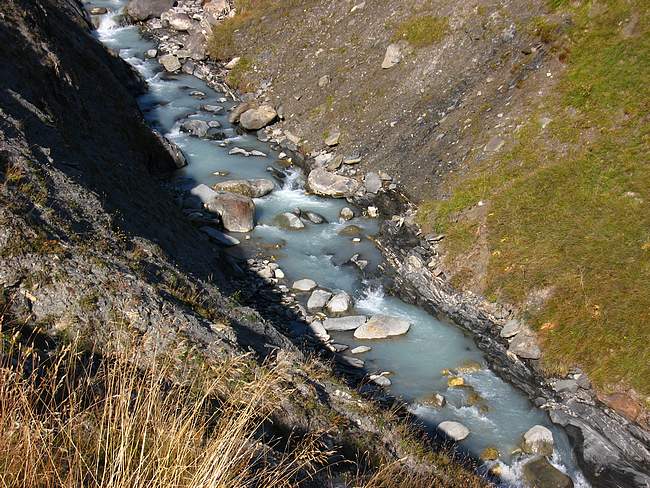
0,332,327,488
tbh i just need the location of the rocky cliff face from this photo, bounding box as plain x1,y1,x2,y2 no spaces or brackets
0,0,489,486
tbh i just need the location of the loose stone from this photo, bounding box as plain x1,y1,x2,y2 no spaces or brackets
292,279,317,292
307,289,333,311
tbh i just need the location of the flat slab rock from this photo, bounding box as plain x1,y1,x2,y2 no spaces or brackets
323,316,367,331
292,279,317,292
354,314,411,339
199,226,239,246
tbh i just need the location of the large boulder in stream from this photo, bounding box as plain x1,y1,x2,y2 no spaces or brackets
354,314,411,339
523,457,574,488
125,0,175,21
239,105,277,130
307,168,360,198
438,421,470,441
326,291,352,315
522,425,554,456
205,192,255,232
212,179,275,198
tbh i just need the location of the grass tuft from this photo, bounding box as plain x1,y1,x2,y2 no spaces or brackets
392,15,449,47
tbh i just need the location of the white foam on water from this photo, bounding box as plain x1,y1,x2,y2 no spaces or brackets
355,284,387,312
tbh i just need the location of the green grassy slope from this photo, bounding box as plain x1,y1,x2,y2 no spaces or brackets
419,0,650,397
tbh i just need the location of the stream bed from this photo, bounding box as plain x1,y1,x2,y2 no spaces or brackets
89,2,588,485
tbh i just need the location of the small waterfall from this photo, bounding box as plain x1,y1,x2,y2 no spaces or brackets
281,168,305,191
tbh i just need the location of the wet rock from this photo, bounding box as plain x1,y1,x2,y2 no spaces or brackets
331,343,349,352
364,172,382,194
348,253,368,271
180,119,209,138
203,104,224,113
205,192,255,232
421,392,446,408
523,456,574,488
159,54,181,72
212,179,275,198
199,227,239,246
276,212,305,230
370,374,391,387
167,12,192,31
302,211,327,224
447,376,465,387
338,356,364,368
509,332,541,359
480,447,500,461
522,425,554,456
229,147,250,156
500,319,523,338
145,49,158,59
354,314,411,339
338,225,363,237
438,421,470,441
125,0,174,21
351,345,371,354
307,290,332,311
155,132,187,168
307,168,360,198
382,43,403,69
325,128,341,146
326,292,353,315
89,6,107,14
240,105,277,130
292,279,317,292
323,316,367,331
340,207,354,221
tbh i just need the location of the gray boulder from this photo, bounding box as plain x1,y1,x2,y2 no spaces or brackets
326,291,352,315
212,179,274,198
364,172,382,194
340,207,354,221
307,289,333,311
205,192,255,232
351,345,371,354
323,316,367,331
354,314,411,339
228,102,253,124
180,119,209,138
125,0,174,21
307,168,359,198
308,320,330,342
159,54,181,72
500,319,523,338
239,105,277,130
302,210,327,224
438,421,470,441
155,132,186,168
276,212,305,230
186,30,207,61
522,425,555,456
292,279,317,292
523,457,574,488
509,332,542,359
